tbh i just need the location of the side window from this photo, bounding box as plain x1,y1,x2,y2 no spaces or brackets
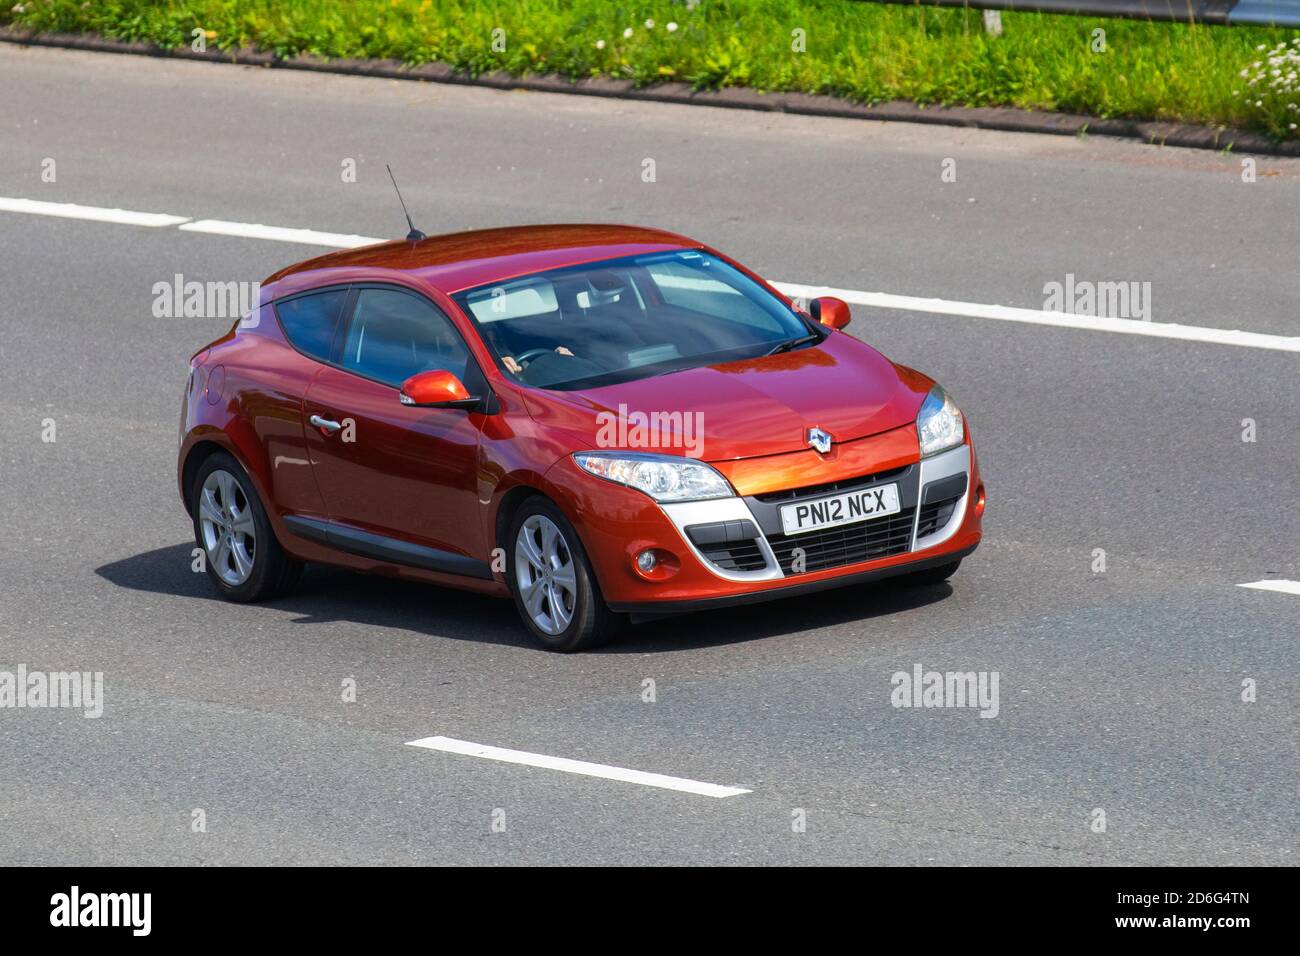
341,288,474,389
645,261,784,334
275,289,349,362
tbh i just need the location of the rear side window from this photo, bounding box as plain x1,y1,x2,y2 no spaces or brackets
275,289,349,362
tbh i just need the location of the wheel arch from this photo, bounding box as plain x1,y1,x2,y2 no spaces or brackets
180,439,227,514
178,424,274,520
490,465,626,602
493,483,553,554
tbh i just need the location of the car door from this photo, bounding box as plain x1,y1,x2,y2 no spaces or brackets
301,285,490,572
262,287,352,519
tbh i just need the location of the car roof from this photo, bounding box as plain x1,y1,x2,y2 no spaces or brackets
264,223,696,297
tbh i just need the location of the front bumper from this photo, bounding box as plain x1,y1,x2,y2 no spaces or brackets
546,429,983,614
608,543,978,614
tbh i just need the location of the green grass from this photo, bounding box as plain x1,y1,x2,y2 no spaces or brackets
5,0,1299,138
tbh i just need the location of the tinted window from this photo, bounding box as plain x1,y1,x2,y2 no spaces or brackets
276,289,348,361
341,288,473,389
645,259,785,334
452,249,813,390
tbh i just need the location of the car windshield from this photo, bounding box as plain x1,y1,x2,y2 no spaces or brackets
451,249,819,390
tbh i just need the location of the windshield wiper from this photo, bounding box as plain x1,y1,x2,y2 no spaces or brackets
764,332,821,357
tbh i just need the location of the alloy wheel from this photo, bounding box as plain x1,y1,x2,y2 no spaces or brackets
514,514,577,635
198,468,257,586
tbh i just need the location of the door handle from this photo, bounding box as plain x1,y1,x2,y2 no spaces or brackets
310,414,342,434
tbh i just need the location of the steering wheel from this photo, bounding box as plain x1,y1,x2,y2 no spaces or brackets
514,347,560,366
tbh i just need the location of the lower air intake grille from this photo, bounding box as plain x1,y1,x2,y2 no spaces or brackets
685,518,768,573
916,496,961,539
697,540,768,572
766,508,916,575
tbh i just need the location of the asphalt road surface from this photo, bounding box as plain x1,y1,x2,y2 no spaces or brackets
1,44,1297,866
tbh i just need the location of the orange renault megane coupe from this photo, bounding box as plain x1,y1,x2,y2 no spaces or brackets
178,224,984,650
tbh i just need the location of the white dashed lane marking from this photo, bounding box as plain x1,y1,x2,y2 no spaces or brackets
771,282,1300,354
5,195,1300,353
178,219,383,248
1237,579,1300,596
406,736,752,798
0,196,189,227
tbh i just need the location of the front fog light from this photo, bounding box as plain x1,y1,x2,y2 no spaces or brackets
636,550,658,573
916,386,964,457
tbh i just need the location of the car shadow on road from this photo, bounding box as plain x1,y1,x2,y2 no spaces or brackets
611,581,953,653
97,543,954,654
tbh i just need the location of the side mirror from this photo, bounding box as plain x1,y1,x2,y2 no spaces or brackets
399,369,479,409
811,296,851,330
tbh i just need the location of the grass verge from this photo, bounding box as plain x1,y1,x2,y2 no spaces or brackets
4,0,1299,138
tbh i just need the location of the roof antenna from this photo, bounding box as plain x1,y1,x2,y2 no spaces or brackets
386,164,426,242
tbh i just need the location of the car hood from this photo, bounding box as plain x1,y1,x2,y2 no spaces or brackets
521,332,933,462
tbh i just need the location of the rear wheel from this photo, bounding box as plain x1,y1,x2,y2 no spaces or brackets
897,559,961,587
191,451,302,602
507,497,621,652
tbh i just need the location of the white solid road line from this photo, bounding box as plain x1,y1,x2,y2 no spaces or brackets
0,196,190,228
771,282,1300,354
178,219,384,248
406,735,752,798
6,194,1300,353
1237,579,1300,595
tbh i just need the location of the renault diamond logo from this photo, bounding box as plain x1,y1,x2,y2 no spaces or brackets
807,427,832,454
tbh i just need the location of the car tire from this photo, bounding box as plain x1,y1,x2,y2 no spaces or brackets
506,496,622,652
897,559,961,587
191,450,303,602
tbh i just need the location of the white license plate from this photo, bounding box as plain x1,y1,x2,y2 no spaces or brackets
779,483,901,535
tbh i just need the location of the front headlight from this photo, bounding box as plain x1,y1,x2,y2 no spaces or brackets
573,452,733,502
916,386,964,457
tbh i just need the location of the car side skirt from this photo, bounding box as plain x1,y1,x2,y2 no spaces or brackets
283,515,495,581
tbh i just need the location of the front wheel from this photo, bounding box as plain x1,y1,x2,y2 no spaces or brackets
507,497,621,652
